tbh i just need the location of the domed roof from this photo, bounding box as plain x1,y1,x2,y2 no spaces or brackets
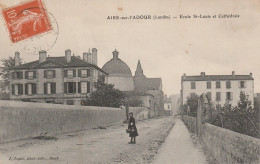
102,50,132,76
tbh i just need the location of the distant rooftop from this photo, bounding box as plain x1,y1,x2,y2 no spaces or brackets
11,56,107,74
182,72,253,81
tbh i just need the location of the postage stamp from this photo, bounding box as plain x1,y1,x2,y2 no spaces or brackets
2,0,52,43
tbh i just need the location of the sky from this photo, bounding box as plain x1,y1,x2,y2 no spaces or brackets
0,0,260,96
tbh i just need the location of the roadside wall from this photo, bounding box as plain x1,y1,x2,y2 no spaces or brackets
0,100,125,144
182,115,197,133
129,107,150,120
182,115,260,164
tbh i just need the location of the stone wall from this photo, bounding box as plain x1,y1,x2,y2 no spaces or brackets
182,115,260,164
129,107,150,120
182,115,197,133
0,100,125,144
201,123,260,164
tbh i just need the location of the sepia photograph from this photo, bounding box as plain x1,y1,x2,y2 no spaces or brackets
0,0,259,163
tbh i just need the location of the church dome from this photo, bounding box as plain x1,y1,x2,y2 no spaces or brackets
102,50,132,76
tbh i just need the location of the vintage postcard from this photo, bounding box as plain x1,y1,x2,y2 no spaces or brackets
0,0,259,164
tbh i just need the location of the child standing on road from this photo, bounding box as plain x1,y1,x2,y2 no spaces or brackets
128,112,138,144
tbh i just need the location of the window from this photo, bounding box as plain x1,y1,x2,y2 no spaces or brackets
64,82,76,94
78,81,90,93
44,83,56,94
207,81,211,89
191,82,196,89
206,92,212,101
226,81,231,89
226,92,233,100
25,71,36,80
25,83,36,95
216,92,221,101
216,81,221,88
168,105,170,109
11,84,23,95
44,70,56,79
64,70,76,78
78,69,90,77
239,81,246,88
11,72,23,80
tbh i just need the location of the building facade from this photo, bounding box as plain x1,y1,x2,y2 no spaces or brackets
181,72,254,108
9,49,107,105
102,50,164,110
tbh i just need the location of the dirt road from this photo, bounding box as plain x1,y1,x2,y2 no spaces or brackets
0,117,176,164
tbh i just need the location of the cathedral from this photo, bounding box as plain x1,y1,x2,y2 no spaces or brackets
102,50,164,110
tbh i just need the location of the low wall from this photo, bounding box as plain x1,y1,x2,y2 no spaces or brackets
182,115,260,164
0,100,125,144
182,115,197,133
201,123,260,164
129,107,150,120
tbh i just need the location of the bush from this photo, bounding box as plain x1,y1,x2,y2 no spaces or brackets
207,92,260,138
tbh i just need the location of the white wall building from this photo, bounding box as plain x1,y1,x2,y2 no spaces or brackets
181,72,254,108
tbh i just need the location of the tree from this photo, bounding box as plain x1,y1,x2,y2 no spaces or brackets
0,57,15,98
84,79,124,107
184,93,199,116
238,91,252,110
124,96,143,107
208,91,259,138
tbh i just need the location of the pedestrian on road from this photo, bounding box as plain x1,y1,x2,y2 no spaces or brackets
127,112,138,144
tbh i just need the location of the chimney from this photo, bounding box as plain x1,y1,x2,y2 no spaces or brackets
182,73,186,80
83,52,88,62
14,51,20,66
39,50,47,63
232,71,235,76
92,48,97,65
250,73,253,78
65,49,71,63
84,49,92,63
200,72,205,76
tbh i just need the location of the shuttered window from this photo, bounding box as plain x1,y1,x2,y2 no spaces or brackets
44,70,55,79
216,92,221,101
79,82,88,93
44,83,56,94
25,71,36,79
12,84,23,95
207,81,211,89
239,81,246,88
216,81,221,88
79,69,90,77
191,82,196,89
64,69,76,78
64,82,76,94
11,72,23,80
226,81,231,89
226,92,233,100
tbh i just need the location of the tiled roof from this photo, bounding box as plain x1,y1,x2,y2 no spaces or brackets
134,78,162,90
11,56,107,74
182,75,254,81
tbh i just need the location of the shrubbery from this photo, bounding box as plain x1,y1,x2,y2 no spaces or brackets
207,91,260,138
